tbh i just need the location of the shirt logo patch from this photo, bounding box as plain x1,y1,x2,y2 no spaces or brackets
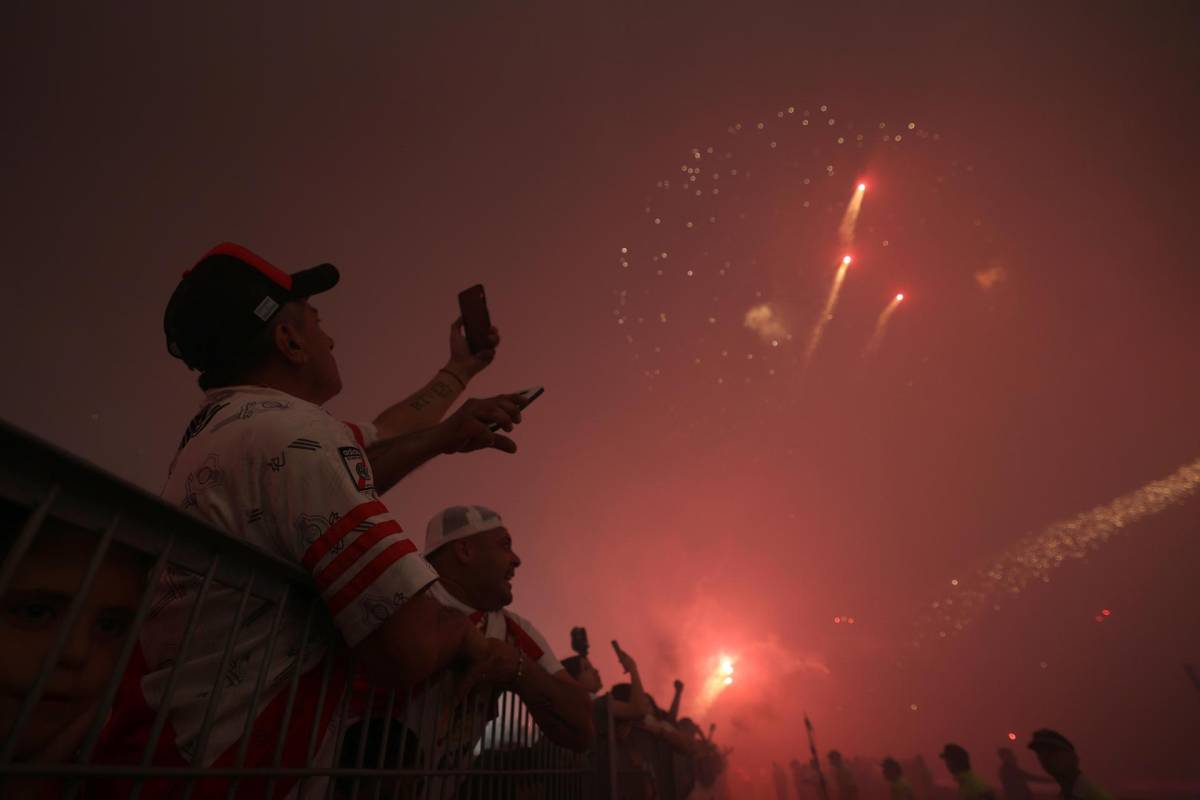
338,446,374,493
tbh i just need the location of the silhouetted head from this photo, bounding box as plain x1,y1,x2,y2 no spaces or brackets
1028,730,1079,783
940,744,970,774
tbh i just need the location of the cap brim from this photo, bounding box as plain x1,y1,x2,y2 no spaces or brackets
290,263,339,298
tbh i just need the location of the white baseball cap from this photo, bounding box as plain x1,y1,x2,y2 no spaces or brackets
424,505,505,556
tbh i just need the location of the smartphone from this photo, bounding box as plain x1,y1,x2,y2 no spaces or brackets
570,626,589,656
488,386,544,432
457,284,493,355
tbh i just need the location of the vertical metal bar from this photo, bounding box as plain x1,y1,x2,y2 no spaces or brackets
0,485,57,601
265,596,319,799
130,552,223,800
390,682,418,800
367,686,396,800
605,697,618,800
323,657,357,800
296,638,337,798
75,537,174,764
416,679,434,800
0,512,116,764
183,570,257,797
224,583,291,800
348,673,378,800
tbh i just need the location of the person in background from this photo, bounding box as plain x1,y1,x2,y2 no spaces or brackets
1027,730,1111,800
773,761,792,800
998,746,1053,800
561,644,651,721
882,757,915,800
908,755,934,800
940,744,999,800
829,750,858,800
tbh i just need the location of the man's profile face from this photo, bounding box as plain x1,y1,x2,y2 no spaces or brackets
463,527,521,610
0,530,145,759
293,301,342,403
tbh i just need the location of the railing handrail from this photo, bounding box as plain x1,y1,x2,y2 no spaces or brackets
0,416,314,597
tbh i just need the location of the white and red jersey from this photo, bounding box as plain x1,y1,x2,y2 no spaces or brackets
99,386,437,799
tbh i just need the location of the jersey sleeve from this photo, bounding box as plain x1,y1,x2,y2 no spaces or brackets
263,414,437,646
507,611,564,675
341,420,380,449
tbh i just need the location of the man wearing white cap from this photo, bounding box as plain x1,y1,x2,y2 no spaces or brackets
423,505,594,751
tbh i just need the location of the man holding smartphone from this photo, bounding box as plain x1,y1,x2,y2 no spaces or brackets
98,242,528,799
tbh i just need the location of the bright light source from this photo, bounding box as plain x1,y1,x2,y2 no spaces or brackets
842,255,853,265
834,616,842,624
1101,608,1111,617
1008,732,1017,742
719,656,735,676
896,293,905,302
723,676,733,685
857,183,867,192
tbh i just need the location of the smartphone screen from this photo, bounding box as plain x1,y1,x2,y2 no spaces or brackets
457,284,492,354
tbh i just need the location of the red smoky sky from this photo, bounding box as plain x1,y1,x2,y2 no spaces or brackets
2,2,1199,792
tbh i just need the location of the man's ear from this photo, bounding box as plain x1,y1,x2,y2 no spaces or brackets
452,538,473,564
274,318,307,365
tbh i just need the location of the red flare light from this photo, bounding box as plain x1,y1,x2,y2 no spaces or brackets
857,183,867,192
895,293,905,302
842,255,853,265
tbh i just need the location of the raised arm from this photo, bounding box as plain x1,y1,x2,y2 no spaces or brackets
667,679,684,721
367,394,523,493
611,645,651,721
371,320,499,439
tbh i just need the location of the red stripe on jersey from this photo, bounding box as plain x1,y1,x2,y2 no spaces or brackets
313,519,403,592
327,539,419,616
344,421,366,449
301,500,387,572
504,615,546,662
92,645,348,800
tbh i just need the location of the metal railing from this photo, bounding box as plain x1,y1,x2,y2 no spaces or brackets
0,420,708,800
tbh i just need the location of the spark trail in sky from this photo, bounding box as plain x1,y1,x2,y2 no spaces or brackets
838,182,867,248
917,456,1200,644
862,293,904,356
803,256,852,372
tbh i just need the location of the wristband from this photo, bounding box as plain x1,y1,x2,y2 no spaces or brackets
438,368,467,390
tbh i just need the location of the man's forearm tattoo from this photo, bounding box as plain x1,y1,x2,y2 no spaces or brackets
406,377,457,412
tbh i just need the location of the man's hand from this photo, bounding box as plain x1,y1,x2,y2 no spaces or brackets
437,395,523,454
447,318,500,382
456,634,522,701
615,646,639,676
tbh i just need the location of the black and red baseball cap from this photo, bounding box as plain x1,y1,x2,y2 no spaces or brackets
164,242,339,372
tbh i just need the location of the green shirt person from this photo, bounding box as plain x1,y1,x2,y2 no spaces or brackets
1027,729,1113,800
940,744,999,800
